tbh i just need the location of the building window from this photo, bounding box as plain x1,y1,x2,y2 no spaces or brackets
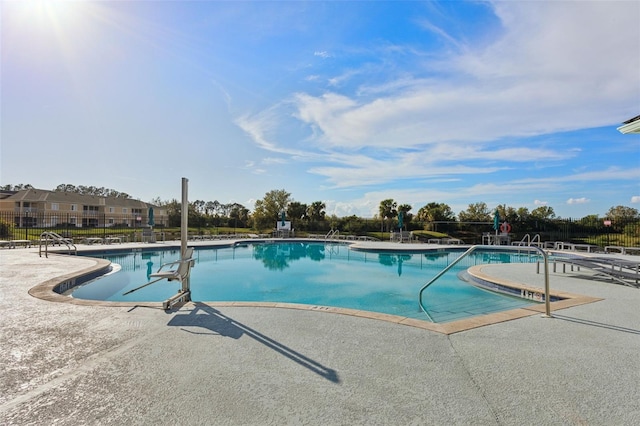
71,204,77,211
51,203,59,211
123,208,128,214
82,218,99,227
109,207,114,213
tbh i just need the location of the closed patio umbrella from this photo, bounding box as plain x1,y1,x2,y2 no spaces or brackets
148,207,155,228
492,209,501,245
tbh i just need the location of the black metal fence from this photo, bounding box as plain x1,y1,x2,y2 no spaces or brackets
422,218,640,247
1,211,638,248
0,211,170,242
296,217,640,248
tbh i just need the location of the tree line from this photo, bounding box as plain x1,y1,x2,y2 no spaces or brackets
1,183,131,199
155,189,639,236
4,184,638,235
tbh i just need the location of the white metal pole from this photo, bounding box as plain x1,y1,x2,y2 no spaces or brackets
181,177,188,257
181,177,189,293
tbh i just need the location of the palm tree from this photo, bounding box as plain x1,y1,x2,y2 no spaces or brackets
378,199,397,232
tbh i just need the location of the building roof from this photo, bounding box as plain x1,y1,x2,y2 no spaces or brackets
617,115,640,134
1,188,152,208
0,190,18,200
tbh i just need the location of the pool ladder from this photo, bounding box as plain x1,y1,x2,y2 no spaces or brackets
514,233,542,247
39,231,77,258
418,245,551,322
325,229,340,240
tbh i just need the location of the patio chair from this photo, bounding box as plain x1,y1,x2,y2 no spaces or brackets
142,228,156,243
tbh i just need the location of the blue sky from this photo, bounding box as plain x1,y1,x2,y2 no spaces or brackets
2,0,639,219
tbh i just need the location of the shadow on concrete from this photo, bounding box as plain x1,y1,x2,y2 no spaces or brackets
166,302,340,383
553,314,640,335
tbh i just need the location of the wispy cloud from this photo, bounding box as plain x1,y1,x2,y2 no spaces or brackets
567,197,590,205
514,167,640,185
5,0,635,219
286,3,637,150
237,2,637,196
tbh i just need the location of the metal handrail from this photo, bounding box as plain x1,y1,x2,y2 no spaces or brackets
39,231,77,258
418,245,551,321
531,234,541,246
324,229,340,240
513,233,542,247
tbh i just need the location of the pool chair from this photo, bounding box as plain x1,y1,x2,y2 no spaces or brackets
123,248,195,295
149,247,195,282
554,256,639,288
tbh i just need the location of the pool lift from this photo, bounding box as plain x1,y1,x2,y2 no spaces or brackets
123,178,194,310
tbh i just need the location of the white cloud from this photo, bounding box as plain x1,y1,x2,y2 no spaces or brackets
262,157,287,165
567,197,590,205
325,200,367,218
309,159,502,189
235,113,278,152
314,51,330,59
631,196,640,204
515,167,640,185
285,2,638,151
231,1,639,214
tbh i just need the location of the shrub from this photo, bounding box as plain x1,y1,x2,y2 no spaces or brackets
0,219,13,239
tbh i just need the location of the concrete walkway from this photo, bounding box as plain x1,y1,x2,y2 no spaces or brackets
1,243,639,425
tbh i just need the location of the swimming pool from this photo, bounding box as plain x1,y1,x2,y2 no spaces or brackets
71,242,541,323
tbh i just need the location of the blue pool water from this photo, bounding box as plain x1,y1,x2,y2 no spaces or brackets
71,242,540,323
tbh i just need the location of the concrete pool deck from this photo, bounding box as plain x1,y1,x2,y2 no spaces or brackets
1,241,639,424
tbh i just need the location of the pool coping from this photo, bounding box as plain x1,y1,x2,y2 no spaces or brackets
28,248,602,335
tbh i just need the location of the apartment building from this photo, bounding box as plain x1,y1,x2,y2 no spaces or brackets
0,188,166,228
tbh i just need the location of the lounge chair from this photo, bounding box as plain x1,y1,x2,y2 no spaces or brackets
554,256,639,288
1,239,32,248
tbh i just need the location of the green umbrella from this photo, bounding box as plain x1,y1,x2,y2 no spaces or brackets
493,209,500,232
281,210,286,226
398,211,404,230
148,207,155,227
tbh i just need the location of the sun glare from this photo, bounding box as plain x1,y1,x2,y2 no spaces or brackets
8,0,88,32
